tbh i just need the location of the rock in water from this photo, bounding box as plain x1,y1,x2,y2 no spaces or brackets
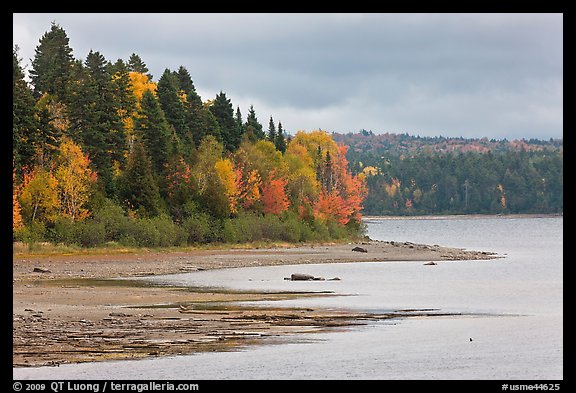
290,273,316,281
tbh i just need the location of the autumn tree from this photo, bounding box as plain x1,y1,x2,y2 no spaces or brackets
192,135,231,217
260,169,290,215
214,158,239,215
19,166,60,225
54,137,97,221
13,167,24,231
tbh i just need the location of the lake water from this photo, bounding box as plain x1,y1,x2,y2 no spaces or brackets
13,216,563,380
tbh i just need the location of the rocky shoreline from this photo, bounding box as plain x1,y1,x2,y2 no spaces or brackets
13,240,501,367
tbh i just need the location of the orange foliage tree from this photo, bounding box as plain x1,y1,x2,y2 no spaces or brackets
260,169,290,215
287,130,367,226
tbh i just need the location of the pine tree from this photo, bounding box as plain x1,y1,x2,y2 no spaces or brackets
175,66,202,107
13,47,39,177
134,90,174,177
127,53,152,79
67,50,127,195
119,140,163,217
275,122,287,153
157,69,190,145
267,116,277,143
29,22,75,100
235,106,245,140
244,105,264,141
209,92,238,151
110,59,137,122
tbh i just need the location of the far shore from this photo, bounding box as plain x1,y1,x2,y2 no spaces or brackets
13,239,502,368
363,212,563,220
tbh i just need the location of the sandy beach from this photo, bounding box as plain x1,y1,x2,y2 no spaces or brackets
13,240,500,367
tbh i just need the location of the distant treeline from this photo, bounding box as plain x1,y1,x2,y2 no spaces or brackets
333,131,563,215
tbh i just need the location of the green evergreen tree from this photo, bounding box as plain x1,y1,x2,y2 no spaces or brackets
275,121,287,153
157,69,190,145
127,53,152,79
110,59,136,120
119,140,163,217
209,92,238,151
267,116,277,143
67,50,127,195
235,106,245,140
175,66,202,107
13,47,40,177
29,22,75,100
134,90,174,177
244,105,264,141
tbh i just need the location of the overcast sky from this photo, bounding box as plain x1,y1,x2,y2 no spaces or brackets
13,13,563,140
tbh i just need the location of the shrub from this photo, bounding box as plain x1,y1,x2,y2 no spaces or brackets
182,212,216,244
92,199,131,242
73,220,106,247
46,216,76,244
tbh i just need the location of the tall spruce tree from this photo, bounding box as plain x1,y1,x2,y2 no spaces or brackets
209,92,238,151
13,47,39,177
67,50,127,196
29,22,74,100
267,116,277,143
134,90,174,177
244,105,264,141
175,66,202,107
173,66,203,150
157,69,190,145
119,139,163,217
276,121,287,153
235,106,245,140
127,53,152,79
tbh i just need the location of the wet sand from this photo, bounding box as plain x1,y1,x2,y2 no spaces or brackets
13,240,500,367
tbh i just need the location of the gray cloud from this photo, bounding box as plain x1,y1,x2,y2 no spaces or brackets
13,13,563,140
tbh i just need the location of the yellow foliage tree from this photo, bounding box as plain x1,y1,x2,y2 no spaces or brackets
123,72,158,143
215,158,239,214
54,137,97,221
19,166,60,224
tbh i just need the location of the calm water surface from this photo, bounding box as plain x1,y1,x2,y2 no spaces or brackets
13,216,563,380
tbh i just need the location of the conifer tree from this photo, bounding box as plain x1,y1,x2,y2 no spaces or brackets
267,116,277,143
275,122,287,153
118,140,163,217
235,106,245,140
209,92,238,151
157,69,190,145
29,22,74,100
67,50,127,195
134,89,174,177
244,105,264,141
127,53,152,79
13,47,39,177
175,66,202,107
